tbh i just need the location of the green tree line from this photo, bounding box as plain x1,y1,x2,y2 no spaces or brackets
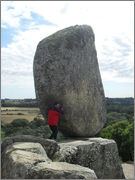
2,116,134,162
1,118,64,141
99,119,134,162
1,101,134,162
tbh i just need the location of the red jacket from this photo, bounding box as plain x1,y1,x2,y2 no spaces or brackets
48,110,61,126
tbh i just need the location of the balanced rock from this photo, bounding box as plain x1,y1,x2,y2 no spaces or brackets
34,25,106,137
53,138,125,179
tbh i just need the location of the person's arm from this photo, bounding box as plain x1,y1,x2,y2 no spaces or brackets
54,104,64,114
56,106,64,114
60,107,64,115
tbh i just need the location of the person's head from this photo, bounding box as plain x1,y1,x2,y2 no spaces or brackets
54,102,60,108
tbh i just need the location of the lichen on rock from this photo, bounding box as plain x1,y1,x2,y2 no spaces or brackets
33,25,106,137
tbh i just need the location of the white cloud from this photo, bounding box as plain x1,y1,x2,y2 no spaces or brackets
1,1,134,98
1,1,67,28
1,24,59,87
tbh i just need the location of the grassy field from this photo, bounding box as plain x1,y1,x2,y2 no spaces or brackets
1,107,44,124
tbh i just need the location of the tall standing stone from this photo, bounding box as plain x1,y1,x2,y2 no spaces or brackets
33,25,106,137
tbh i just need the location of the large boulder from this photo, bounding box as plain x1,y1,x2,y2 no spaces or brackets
1,141,97,179
1,135,60,159
33,25,106,137
53,137,125,179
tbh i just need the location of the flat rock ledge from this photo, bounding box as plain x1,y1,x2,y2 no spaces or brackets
53,137,125,179
1,135,97,179
1,135,125,179
1,135,60,159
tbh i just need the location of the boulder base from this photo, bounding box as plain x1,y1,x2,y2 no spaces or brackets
1,135,125,179
1,140,97,179
53,137,125,179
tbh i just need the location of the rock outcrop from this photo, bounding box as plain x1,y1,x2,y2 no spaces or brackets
1,135,59,159
1,135,125,179
26,162,97,179
53,137,125,179
33,25,106,137
1,142,51,179
1,137,97,179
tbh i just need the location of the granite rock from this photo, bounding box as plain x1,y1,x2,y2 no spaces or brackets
33,25,106,137
1,135,60,159
53,137,125,179
1,140,97,179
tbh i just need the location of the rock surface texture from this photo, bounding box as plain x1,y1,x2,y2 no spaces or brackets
1,137,97,179
53,137,125,179
1,135,60,159
27,162,97,179
33,25,106,137
1,135,125,179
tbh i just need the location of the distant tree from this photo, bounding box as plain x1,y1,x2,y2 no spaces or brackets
99,120,134,162
11,119,29,127
106,104,134,115
121,121,134,161
4,123,14,136
29,118,45,128
105,112,127,126
1,128,5,140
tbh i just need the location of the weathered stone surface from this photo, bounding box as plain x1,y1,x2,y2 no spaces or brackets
1,142,51,179
1,141,97,179
6,142,50,158
53,137,125,179
27,162,97,179
33,25,106,137
1,135,60,159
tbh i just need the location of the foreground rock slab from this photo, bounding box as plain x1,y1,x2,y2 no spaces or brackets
27,162,97,179
1,142,51,179
1,135,60,159
122,162,134,179
33,25,106,137
53,137,125,179
1,141,97,179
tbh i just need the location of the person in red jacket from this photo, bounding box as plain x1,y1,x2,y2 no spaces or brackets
48,102,64,140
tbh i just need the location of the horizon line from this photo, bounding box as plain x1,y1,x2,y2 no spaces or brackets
1,97,134,100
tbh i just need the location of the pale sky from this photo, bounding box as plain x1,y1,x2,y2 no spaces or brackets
1,1,134,98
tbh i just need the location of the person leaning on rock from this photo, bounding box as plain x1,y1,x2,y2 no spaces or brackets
48,102,64,140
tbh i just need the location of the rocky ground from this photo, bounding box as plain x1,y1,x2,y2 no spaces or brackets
122,162,134,179
2,135,133,179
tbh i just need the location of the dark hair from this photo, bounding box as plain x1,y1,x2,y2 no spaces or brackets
54,102,58,106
